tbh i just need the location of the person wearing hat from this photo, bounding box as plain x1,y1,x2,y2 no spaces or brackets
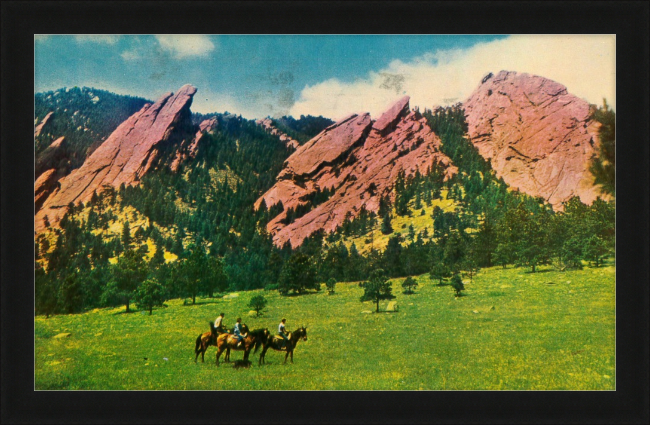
233,317,246,348
278,318,289,348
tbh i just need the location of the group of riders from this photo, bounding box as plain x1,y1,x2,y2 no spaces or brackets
213,312,290,349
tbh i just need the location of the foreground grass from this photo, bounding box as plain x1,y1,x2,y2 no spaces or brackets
35,262,615,390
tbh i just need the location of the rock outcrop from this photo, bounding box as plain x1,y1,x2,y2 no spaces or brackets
35,84,198,233
256,96,456,248
34,112,53,137
256,118,300,150
170,117,218,171
34,169,59,213
463,70,606,209
35,136,67,180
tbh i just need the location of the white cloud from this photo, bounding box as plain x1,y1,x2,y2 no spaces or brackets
290,35,616,121
120,49,140,61
155,35,216,59
74,35,119,45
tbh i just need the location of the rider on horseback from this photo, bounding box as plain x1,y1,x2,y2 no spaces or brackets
278,318,289,348
211,312,225,344
233,317,246,348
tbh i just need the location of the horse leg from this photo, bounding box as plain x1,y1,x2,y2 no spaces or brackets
216,348,223,366
290,350,294,364
284,350,289,364
225,348,230,363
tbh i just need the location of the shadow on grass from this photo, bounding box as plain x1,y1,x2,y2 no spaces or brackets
180,298,224,307
524,269,554,274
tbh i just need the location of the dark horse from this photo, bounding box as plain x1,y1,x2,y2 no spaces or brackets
194,322,239,363
259,326,308,365
215,326,269,366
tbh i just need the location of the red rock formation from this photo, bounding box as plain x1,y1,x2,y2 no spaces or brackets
464,70,606,209
256,118,300,150
34,112,53,137
35,84,198,233
256,96,456,248
35,136,67,179
170,117,218,171
34,169,59,213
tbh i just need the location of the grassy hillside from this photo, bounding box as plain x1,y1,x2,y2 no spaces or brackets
35,262,615,390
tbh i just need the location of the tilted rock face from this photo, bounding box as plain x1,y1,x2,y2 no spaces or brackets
463,70,606,209
256,96,457,248
35,84,198,233
34,112,54,137
256,118,300,150
34,169,59,213
170,117,218,172
35,136,67,180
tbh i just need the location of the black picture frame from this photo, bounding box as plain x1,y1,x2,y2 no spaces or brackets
2,1,648,424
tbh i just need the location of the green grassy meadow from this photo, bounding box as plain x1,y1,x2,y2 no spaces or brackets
35,262,615,390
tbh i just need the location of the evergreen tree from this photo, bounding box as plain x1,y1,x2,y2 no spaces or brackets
278,252,318,295
450,273,465,297
58,272,84,314
326,278,337,295
121,220,131,248
381,212,393,235
430,262,450,285
402,276,418,294
101,248,146,312
589,101,615,196
583,235,608,267
360,269,395,313
135,277,167,315
248,295,268,317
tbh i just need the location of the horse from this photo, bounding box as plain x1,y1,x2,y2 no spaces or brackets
258,326,308,365
194,322,233,363
215,326,269,366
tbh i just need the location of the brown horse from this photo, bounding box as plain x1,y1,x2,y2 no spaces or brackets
258,326,307,365
194,322,233,363
215,327,269,366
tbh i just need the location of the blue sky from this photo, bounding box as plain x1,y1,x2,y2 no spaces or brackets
35,35,615,120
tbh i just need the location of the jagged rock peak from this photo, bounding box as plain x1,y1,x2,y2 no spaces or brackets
372,96,410,134
34,84,198,233
256,118,300,150
256,96,457,248
464,70,606,209
34,111,54,137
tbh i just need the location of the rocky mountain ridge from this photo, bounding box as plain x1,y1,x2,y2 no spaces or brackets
35,84,201,233
256,96,457,248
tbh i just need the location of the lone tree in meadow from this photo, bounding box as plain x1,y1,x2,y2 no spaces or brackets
360,268,395,313
402,276,418,294
450,273,465,297
430,262,451,285
326,278,337,295
135,277,167,315
248,295,268,317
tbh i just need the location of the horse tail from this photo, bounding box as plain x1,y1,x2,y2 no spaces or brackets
195,334,202,353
